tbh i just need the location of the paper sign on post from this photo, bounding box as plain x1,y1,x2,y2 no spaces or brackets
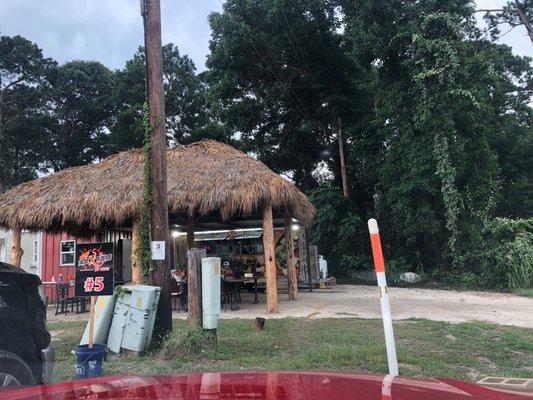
151,241,165,260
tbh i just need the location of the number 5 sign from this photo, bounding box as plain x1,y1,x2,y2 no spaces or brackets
75,242,114,297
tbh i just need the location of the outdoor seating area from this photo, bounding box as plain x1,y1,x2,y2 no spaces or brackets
53,283,88,315
0,140,316,315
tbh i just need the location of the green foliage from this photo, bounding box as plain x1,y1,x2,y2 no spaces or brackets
481,218,533,291
309,184,368,277
48,60,115,170
107,44,209,152
138,103,153,284
158,328,216,360
0,35,56,191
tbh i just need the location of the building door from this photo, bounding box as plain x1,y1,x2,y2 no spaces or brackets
122,239,132,282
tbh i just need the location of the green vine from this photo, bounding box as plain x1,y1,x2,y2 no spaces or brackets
138,102,154,284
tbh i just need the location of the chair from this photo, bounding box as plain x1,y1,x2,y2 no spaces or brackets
178,281,188,312
221,280,238,311
170,278,188,312
55,283,79,315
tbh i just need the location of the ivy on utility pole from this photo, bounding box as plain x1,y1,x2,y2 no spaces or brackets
141,0,172,338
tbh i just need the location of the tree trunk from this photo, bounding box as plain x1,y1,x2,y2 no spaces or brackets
131,219,141,283
143,0,172,337
187,214,195,250
304,227,313,292
187,248,206,328
284,213,298,301
262,203,278,313
10,225,23,267
337,118,349,198
515,0,533,44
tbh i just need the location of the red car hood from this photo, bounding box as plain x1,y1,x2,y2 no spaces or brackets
2,372,531,400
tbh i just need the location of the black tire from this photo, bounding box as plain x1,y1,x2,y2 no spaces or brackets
0,350,35,387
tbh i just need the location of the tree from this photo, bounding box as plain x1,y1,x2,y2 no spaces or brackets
339,0,532,276
0,35,56,192
206,0,362,191
481,0,533,44
107,44,208,152
47,61,115,171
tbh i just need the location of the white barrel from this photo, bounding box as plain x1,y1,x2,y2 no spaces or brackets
202,257,221,329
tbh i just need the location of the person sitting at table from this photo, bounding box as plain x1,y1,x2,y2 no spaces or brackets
222,260,235,279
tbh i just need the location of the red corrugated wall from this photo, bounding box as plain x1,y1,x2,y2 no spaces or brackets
40,232,92,302
40,231,130,302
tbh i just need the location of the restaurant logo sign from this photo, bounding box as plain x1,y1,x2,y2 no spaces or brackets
75,242,114,297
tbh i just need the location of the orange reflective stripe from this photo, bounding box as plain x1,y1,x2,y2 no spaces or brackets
370,233,385,273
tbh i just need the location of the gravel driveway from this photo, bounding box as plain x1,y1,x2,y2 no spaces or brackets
48,285,533,328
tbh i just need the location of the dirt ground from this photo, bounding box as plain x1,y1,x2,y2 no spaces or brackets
48,284,533,328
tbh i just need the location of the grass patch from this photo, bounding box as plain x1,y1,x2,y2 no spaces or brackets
516,288,533,298
49,318,533,383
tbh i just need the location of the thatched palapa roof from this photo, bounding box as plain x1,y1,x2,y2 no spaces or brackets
0,141,314,234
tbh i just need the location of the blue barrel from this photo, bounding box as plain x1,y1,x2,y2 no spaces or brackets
75,343,106,379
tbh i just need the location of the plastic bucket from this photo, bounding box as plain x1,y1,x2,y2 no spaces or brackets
75,343,106,379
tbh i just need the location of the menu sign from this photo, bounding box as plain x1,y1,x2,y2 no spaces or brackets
75,242,114,297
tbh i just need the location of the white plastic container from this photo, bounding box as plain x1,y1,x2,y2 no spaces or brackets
202,257,221,329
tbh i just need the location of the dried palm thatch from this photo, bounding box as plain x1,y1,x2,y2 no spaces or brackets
0,141,314,234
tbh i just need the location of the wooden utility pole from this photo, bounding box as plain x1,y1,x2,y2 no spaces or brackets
337,118,349,198
142,0,172,337
284,213,298,301
262,202,278,313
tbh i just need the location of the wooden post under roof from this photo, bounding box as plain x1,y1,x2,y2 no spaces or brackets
10,225,23,267
284,213,298,301
131,218,141,284
263,202,278,313
187,214,195,250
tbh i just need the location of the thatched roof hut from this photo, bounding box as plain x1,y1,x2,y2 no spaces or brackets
0,141,314,234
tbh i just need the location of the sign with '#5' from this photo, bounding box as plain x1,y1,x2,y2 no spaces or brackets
75,242,114,297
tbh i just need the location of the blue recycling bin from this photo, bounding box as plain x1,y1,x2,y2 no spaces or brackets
75,343,106,379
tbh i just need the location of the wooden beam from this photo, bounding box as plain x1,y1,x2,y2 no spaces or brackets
285,213,298,301
187,248,206,328
263,202,278,313
10,225,23,267
131,219,141,284
187,214,195,250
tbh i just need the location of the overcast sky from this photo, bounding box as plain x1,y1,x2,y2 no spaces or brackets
0,0,531,72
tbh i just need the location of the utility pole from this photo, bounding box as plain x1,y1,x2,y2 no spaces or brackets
141,0,172,337
337,117,349,198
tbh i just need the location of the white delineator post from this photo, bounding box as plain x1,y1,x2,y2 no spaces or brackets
368,219,398,399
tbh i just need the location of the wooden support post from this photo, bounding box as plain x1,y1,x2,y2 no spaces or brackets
263,203,278,313
187,214,195,250
187,248,206,328
88,296,96,348
285,213,298,301
131,219,141,284
10,225,23,267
